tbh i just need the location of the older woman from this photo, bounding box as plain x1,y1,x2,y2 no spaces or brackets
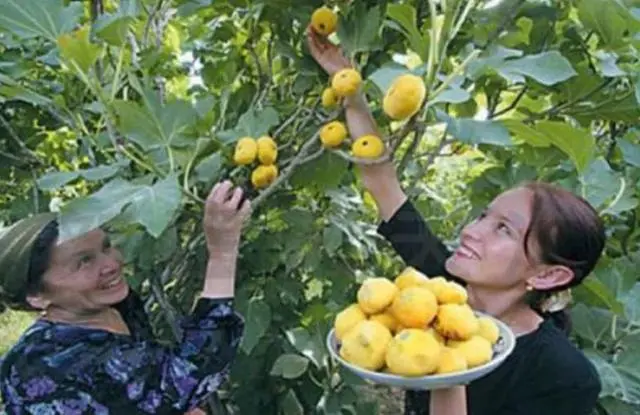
0,180,249,414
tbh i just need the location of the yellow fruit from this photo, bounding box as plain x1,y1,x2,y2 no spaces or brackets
321,87,340,109
394,266,429,290
233,137,258,165
251,164,278,189
390,286,438,329
477,316,500,345
423,276,448,299
437,281,468,305
435,347,468,375
339,320,392,371
434,304,480,341
448,335,493,368
351,135,385,159
257,136,278,164
425,327,445,345
383,74,427,120
320,121,348,148
334,304,367,341
311,6,338,36
385,329,442,376
331,68,362,97
357,277,398,314
369,311,399,334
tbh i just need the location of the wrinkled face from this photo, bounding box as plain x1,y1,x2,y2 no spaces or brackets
445,188,542,290
37,229,128,314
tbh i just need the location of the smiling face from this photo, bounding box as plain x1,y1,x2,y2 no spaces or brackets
31,228,129,315
445,187,542,291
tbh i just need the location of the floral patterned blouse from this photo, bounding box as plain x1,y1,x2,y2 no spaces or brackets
0,291,244,414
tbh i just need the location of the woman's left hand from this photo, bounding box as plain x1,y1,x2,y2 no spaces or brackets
203,180,252,251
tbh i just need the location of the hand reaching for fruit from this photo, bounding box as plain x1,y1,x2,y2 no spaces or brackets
306,24,351,77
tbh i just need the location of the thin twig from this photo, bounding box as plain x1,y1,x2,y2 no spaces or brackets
491,86,528,118
0,113,40,162
250,132,322,209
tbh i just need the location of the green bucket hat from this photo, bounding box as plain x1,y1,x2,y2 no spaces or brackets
0,212,57,310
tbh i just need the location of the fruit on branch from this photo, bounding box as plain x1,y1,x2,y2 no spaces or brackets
383,74,426,120
321,87,340,109
332,68,362,97
251,164,278,189
351,134,385,159
233,137,258,165
311,6,338,36
257,136,278,165
320,121,348,148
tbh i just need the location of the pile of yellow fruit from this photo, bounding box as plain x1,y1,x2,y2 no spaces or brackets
310,6,427,161
333,267,500,377
233,135,279,189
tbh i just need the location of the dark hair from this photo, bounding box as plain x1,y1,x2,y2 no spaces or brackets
520,182,606,335
24,220,59,301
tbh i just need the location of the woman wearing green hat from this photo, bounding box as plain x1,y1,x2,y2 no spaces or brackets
0,180,250,414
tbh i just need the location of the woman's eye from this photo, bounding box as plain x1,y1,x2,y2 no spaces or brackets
497,222,511,235
78,255,94,268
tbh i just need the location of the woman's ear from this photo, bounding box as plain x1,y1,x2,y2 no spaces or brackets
527,265,574,291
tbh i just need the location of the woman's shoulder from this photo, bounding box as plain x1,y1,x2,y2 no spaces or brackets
521,319,600,388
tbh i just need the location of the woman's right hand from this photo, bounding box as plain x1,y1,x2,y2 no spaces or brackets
306,25,351,76
203,180,251,252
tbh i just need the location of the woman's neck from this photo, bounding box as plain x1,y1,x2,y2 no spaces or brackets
41,306,130,335
466,284,543,337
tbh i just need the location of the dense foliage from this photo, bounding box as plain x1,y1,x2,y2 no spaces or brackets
1,0,639,413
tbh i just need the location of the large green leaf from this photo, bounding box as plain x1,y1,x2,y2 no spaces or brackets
535,121,595,173
337,3,383,56
436,110,513,146
0,0,83,41
217,106,280,143
0,73,52,106
497,51,577,86
57,25,102,74
270,354,309,379
578,0,636,48
618,131,640,168
285,326,327,369
240,298,271,354
37,161,129,190
585,347,640,406
579,157,630,211
570,303,613,347
385,4,429,62
58,175,182,241
113,88,198,151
